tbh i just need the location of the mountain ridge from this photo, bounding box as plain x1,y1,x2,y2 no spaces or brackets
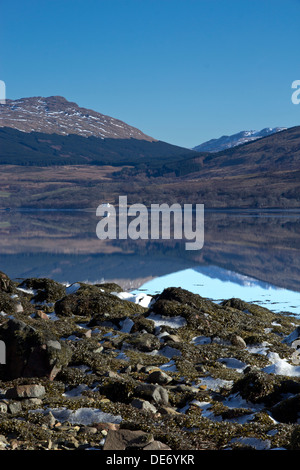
0,95,200,167
0,95,156,141
193,127,287,153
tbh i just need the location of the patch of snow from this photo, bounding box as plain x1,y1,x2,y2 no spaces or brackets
115,351,130,361
119,318,134,333
32,407,122,425
146,313,186,329
113,291,153,309
246,342,270,355
282,327,300,345
65,283,81,295
192,336,211,345
17,286,35,295
63,384,91,398
263,352,300,376
228,437,271,450
149,345,182,359
160,360,178,372
197,376,233,392
217,357,247,372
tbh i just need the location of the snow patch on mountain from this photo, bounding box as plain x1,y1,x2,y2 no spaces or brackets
0,96,155,141
193,127,287,153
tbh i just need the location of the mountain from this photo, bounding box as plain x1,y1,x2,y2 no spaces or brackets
0,96,199,166
0,95,155,141
0,95,299,210
193,127,286,153
193,125,300,176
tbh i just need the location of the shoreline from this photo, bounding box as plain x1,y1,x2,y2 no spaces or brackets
1,271,300,449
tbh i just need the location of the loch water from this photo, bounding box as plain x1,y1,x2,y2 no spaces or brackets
0,208,300,316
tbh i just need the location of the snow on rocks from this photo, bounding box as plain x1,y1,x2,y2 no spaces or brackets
1,276,300,450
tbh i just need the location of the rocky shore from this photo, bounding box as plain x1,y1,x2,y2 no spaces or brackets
1,270,300,451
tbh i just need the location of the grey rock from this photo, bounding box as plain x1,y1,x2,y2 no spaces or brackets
231,335,247,348
147,370,172,385
6,384,46,399
143,440,172,450
8,401,22,414
131,398,157,413
46,340,62,350
103,429,153,450
135,383,169,405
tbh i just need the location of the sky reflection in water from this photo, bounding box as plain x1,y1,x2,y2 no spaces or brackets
133,265,300,317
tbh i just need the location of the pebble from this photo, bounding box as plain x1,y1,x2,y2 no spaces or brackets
35,310,49,320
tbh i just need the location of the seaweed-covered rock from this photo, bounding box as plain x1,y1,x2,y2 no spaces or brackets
131,315,156,334
231,370,276,403
221,298,276,321
290,425,300,449
18,278,66,304
55,285,146,325
270,394,300,424
0,292,22,315
0,274,300,451
128,333,160,352
0,318,71,380
94,282,123,293
103,429,154,450
154,287,208,308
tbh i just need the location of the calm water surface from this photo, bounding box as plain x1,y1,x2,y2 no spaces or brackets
0,209,300,316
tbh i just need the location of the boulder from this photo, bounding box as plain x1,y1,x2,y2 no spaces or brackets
55,285,145,324
103,429,153,450
231,370,275,403
6,384,46,399
0,318,71,380
18,278,65,304
135,383,169,405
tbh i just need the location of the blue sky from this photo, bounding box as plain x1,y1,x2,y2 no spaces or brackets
1,0,299,148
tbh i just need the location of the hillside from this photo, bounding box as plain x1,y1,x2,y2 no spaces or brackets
0,127,199,167
0,96,200,167
158,126,300,178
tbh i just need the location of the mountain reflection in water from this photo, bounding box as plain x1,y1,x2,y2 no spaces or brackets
0,209,299,315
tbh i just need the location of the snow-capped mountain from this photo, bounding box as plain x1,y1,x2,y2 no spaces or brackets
193,127,287,153
0,95,155,141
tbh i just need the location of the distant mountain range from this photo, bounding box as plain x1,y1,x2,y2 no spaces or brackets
193,127,287,153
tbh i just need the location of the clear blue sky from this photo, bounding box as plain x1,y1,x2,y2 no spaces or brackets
1,0,299,148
